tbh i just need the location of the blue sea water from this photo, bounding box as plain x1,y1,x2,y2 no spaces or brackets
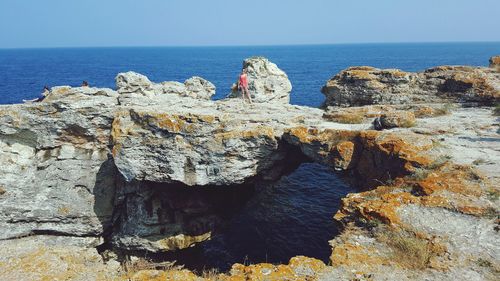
196,163,357,270
0,42,499,107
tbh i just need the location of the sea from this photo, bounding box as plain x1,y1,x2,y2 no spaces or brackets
1,42,499,270
0,42,499,107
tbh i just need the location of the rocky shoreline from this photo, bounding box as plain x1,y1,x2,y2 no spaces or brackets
0,56,499,280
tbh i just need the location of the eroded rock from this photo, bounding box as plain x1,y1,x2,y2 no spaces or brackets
1,57,499,280
322,63,500,107
227,57,292,103
490,55,500,69
153,76,216,100
117,72,215,100
116,71,154,95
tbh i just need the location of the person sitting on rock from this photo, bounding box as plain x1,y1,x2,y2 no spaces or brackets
24,85,50,103
238,69,252,103
81,81,89,87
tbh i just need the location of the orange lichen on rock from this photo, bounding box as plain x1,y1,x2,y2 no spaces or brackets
335,187,419,225
335,159,491,236
330,240,390,268
214,125,276,142
127,269,208,281
131,111,218,134
414,164,484,197
345,68,377,80
227,256,326,281
370,131,434,167
126,257,327,281
286,127,359,145
333,141,356,169
490,55,500,67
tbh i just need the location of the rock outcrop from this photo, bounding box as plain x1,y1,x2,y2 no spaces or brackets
227,57,292,103
0,86,118,240
1,57,499,280
117,71,215,99
0,64,325,254
490,55,500,69
322,62,500,107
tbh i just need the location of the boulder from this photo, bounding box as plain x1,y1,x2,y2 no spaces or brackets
322,63,500,107
322,67,416,107
183,76,216,99
153,81,186,95
117,72,215,100
227,57,292,103
489,55,500,68
116,71,154,95
375,111,416,130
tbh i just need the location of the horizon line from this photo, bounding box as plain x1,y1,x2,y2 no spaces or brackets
1,40,500,50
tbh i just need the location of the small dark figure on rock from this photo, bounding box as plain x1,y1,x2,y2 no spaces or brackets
23,85,50,103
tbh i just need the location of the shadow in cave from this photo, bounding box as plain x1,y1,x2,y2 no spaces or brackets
144,162,358,273
96,141,359,273
93,157,119,240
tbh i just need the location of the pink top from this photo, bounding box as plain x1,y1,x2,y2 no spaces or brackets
239,74,248,88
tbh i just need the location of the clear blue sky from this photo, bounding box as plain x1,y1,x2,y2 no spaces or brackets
0,0,499,48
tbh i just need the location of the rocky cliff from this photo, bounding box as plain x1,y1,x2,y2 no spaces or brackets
0,57,498,281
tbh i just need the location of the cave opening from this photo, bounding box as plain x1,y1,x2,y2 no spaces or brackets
180,162,358,272
96,137,365,274
107,160,359,273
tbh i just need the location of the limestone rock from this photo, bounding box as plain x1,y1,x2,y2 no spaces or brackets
322,64,500,107
110,99,323,186
227,57,292,103
0,90,119,239
183,76,216,99
322,67,416,106
116,71,154,95
489,55,500,68
0,236,122,281
1,58,499,280
154,81,186,95
376,111,416,129
116,71,216,100
154,76,216,100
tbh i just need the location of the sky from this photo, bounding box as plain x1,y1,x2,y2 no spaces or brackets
0,0,499,48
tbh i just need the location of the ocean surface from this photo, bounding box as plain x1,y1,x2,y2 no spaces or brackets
1,42,499,107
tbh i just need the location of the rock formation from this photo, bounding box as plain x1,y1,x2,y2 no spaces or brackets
227,57,292,103
117,71,215,99
0,57,499,280
322,63,500,107
490,55,500,69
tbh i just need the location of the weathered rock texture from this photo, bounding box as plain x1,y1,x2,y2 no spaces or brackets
227,57,292,103
117,71,215,99
322,63,500,107
490,55,500,69
0,86,118,240
1,57,499,281
0,63,328,254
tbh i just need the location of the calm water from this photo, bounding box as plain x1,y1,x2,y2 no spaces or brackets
177,163,357,271
0,42,499,107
